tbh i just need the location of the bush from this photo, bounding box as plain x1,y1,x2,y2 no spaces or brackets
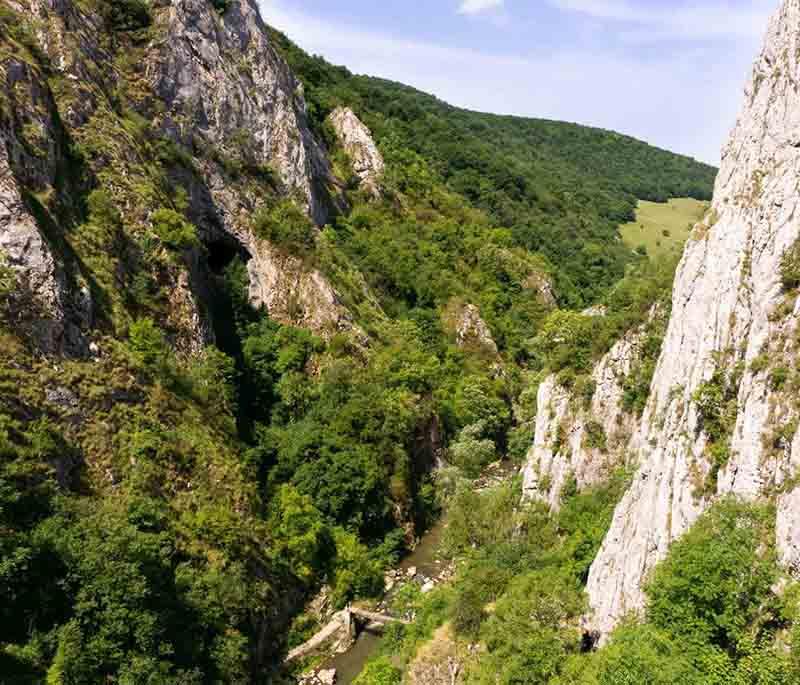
0,253,14,305
584,421,607,452
210,0,230,13
129,318,169,369
448,422,496,478
532,310,596,374
353,657,402,685
472,570,584,684
151,208,199,250
101,0,151,32
253,200,316,255
645,498,776,651
780,240,800,290
270,485,329,583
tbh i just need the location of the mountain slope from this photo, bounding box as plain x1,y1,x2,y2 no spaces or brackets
269,30,716,304
0,0,721,682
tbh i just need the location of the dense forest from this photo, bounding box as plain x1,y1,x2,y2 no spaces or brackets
269,30,716,305
0,0,764,684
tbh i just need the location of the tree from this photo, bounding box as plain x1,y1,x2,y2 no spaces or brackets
645,498,777,651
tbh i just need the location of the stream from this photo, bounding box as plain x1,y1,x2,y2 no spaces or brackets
322,517,448,684
318,460,518,684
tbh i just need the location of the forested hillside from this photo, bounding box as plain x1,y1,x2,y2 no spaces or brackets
269,30,716,304
0,0,723,683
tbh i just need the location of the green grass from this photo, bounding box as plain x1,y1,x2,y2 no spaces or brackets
621,198,709,260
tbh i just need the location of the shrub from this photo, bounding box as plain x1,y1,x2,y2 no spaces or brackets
780,240,800,290
87,189,122,228
448,422,496,478
210,0,231,14
330,528,384,607
645,498,777,651
270,485,329,583
473,570,584,684
101,0,151,32
129,318,169,369
693,370,737,444
770,365,790,392
0,253,15,305
353,657,402,685
252,200,316,255
584,421,607,452
532,310,596,374
151,208,199,250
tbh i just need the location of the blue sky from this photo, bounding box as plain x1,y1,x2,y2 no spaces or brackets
258,0,777,165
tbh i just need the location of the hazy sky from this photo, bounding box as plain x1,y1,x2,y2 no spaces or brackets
258,0,776,166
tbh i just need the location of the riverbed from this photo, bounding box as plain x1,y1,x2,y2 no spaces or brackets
319,459,518,684
322,517,448,684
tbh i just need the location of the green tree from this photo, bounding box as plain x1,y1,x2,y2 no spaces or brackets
151,208,199,250
645,498,777,651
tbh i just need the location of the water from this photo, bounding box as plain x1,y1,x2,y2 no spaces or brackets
324,628,382,685
323,518,447,685
321,460,518,684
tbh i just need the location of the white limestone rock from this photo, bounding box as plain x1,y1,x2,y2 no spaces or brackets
447,302,498,356
150,0,334,225
327,107,385,197
586,0,800,637
247,240,356,339
522,315,652,509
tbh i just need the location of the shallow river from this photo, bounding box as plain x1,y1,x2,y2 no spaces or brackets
322,518,448,684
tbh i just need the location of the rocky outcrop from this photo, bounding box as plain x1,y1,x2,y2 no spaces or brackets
327,107,384,197
586,0,800,637
19,0,357,345
0,17,92,355
146,0,361,339
522,320,649,509
247,240,355,338
150,0,333,225
445,301,498,356
0,145,67,352
525,271,557,308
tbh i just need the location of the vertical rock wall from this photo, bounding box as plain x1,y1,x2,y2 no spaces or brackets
586,0,800,636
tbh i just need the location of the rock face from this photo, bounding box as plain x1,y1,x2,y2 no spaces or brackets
586,0,800,636
446,302,498,356
247,240,355,338
14,0,357,346
150,0,333,225
327,107,384,197
522,319,649,509
0,12,92,354
147,0,357,338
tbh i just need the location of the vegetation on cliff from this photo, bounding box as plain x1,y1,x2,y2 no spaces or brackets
0,0,728,682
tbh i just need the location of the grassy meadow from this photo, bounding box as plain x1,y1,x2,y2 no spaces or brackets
621,198,710,259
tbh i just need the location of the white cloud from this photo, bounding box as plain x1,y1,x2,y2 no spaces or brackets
258,0,771,164
548,0,772,41
458,0,504,15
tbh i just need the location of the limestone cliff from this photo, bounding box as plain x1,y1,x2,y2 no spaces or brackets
149,0,333,224
147,0,354,338
327,107,384,198
6,0,356,349
586,0,800,636
521,316,654,509
444,301,499,357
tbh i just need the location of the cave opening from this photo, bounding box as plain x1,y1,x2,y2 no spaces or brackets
206,236,248,275
203,234,265,442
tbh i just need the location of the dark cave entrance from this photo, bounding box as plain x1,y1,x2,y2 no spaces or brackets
202,234,264,441
206,236,248,275
203,235,251,353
